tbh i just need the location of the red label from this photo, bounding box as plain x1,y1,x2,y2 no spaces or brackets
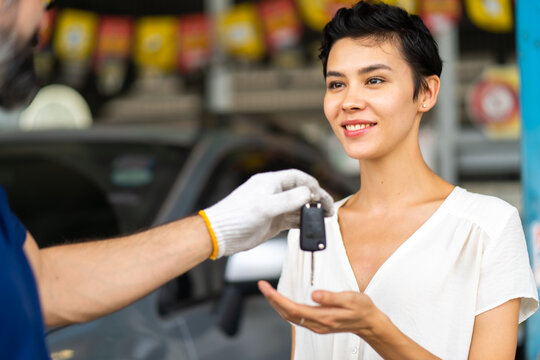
95,16,133,61
177,14,211,73
258,0,302,53
420,0,462,35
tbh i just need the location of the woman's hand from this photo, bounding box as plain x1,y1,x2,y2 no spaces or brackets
258,280,441,360
257,280,382,336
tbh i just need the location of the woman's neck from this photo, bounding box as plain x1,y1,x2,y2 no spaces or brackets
351,142,452,210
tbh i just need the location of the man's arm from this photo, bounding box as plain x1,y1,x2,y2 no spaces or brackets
22,169,334,327
24,215,212,327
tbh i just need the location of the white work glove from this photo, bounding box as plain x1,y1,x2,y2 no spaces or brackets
199,169,334,259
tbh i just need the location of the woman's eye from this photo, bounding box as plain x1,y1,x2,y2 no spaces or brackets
367,78,384,85
327,81,344,89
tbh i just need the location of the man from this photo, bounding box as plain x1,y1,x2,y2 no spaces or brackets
0,0,334,358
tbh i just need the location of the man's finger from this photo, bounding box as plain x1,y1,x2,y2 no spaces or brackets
274,169,319,191
279,170,335,216
266,186,311,217
258,169,334,216
316,188,335,217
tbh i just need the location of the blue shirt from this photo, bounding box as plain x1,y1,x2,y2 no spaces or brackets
0,186,49,359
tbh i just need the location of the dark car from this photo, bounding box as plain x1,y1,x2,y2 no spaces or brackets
0,126,354,360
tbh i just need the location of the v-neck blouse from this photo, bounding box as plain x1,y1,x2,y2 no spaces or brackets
277,187,538,360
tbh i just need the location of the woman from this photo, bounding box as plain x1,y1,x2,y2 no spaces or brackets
258,2,538,359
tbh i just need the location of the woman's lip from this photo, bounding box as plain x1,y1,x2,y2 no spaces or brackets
340,120,376,126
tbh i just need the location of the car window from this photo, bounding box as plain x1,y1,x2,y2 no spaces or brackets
157,146,353,316
0,142,189,248
196,148,352,209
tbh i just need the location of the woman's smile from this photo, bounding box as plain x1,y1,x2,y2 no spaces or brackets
341,120,378,137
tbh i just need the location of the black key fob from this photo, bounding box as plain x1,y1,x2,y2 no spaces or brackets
300,203,326,252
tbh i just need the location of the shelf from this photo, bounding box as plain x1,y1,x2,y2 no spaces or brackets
456,128,520,176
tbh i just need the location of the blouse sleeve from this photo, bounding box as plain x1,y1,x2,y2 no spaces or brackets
475,208,538,323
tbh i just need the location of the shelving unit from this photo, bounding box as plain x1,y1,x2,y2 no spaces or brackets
94,3,522,205
434,27,521,210
457,128,520,177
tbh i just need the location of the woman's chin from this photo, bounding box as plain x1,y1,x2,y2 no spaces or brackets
342,147,376,161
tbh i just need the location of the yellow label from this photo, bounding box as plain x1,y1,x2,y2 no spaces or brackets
295,0,356,31
54,9,98,62
134,17,177,72
465,0,513,33
382,0,419,14
219,4,264,60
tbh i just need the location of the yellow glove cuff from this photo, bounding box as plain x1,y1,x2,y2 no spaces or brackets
198,210,219,260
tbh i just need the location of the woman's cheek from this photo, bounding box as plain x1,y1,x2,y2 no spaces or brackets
323,97,339,124
323,96,331,121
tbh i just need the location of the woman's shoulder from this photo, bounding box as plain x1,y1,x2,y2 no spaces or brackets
451,186,517,214
447,186,519,237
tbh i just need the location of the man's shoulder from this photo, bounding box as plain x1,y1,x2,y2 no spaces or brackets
0,185,26,248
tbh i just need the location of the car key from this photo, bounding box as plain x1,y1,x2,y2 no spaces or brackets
300,203,326,285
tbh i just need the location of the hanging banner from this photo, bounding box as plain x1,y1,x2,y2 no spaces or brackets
134,16,177,73
466,65,520,139
420,0,462,35
465,0,513,33
94,17,133,96
54,9,98,62
258,0,303,54
219,4,265,61
295,0,356,31
295,0,330,32
37,9,56,50
177,14,212,73
53,9,98,88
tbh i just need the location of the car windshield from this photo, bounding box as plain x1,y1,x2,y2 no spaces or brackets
0,141,189,248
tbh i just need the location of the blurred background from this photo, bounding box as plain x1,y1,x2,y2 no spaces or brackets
0,0,522,190
1,0,535,359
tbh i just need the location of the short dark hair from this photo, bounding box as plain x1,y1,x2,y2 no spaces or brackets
319,1,442,101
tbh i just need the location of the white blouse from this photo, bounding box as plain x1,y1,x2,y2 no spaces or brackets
277,186,538,360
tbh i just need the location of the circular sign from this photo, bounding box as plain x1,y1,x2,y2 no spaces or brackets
468,80,518,124
466,66,520,138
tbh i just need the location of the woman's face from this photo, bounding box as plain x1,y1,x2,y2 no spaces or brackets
323,37,424,161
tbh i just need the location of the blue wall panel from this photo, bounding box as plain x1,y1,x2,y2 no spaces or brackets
517,1,540,359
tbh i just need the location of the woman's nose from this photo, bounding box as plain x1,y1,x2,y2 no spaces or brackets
341,89,366,111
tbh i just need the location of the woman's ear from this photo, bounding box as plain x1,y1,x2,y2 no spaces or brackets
418,75,440,112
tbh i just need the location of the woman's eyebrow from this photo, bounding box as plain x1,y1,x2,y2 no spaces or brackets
358,64,392,74
326,64,392,78
326,70,345,78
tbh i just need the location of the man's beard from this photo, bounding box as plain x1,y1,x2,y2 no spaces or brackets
0,34,39,110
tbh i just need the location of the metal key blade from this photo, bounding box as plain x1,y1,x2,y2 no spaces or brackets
311,252,314,286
